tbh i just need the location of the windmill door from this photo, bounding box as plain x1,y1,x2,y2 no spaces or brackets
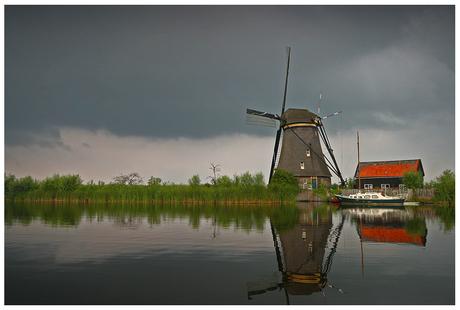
311,177,317,190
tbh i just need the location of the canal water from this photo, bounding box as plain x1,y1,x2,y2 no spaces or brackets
4,201,455,305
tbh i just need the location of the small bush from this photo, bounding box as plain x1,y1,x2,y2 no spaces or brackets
188,174,201,187
428,169,455,204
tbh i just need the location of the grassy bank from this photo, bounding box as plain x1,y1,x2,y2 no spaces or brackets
4,172,300,204
21,183,299,204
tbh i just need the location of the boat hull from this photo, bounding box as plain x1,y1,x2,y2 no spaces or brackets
335,195,405,206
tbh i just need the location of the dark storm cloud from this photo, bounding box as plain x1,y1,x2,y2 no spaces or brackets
5,5,455,146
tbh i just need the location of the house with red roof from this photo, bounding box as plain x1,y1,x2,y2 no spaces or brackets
354,159,424,189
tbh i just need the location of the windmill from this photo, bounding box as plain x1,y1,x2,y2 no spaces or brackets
245,47,346,187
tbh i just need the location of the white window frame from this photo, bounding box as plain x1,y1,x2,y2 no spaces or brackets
364,184,373,189
381,184,390,189
300,162,305,169
306,149,311,157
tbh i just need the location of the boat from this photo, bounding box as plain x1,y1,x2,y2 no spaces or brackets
334,191,406,206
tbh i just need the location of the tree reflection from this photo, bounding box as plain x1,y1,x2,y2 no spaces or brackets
112,215,143,230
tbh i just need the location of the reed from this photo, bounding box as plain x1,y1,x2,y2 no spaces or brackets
18,182,296,204
7,172,299,204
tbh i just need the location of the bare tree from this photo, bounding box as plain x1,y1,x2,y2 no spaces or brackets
207,163,221,186
112,172,144,185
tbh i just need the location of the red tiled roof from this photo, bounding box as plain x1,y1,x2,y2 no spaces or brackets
360,162,419,178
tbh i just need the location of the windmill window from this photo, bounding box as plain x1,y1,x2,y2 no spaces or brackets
300,162,305,169
306,149,310,157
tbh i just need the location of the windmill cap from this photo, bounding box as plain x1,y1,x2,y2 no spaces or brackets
282,108,318,125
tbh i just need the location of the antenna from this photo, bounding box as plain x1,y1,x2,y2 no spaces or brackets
318,90,322,115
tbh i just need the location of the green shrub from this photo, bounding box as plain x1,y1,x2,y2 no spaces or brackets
428,169,455,204
5,174,39,200
188,174,201,187
269,169,300,190
59,174,83,191
402,168,424,190
216,175,233,187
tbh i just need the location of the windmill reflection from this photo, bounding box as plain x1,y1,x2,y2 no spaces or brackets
247,202,344,303
248,203,427,303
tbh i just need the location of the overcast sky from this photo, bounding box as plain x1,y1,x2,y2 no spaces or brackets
4,5,455,185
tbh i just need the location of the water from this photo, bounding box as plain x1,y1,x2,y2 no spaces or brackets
4,201,455,305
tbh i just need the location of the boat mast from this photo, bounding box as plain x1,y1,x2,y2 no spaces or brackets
357,131,361,190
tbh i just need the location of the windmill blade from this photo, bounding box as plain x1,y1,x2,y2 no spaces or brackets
269,46,291,183
281,46,291,115
321,111,342,120
316,123,346,186
269,128,282,181
245,109,278,128
246,109,278,119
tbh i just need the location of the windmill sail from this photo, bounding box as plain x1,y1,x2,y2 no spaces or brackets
270,128,283,181
316,120,346,186
269,46,291,182
274,130,283,169
314,92,346,186
245,109,278,128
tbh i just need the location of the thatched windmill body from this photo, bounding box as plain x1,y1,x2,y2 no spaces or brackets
245,47,345,188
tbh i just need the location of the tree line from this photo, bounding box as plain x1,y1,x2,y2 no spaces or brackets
4,167,454,204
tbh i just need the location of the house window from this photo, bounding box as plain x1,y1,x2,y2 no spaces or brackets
300,162,305,169
399,184,406,188
381,184,390,189
306,149,310,157
364,184,373,189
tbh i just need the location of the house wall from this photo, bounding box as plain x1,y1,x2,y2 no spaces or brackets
355,177,403,189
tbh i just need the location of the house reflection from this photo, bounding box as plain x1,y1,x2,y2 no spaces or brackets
338,205,427,246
